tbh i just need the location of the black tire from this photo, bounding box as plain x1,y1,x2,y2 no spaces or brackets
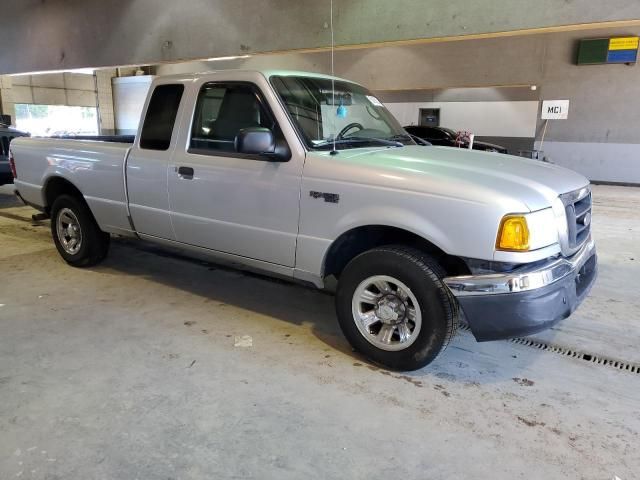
50,194,110,267
335,246,458,371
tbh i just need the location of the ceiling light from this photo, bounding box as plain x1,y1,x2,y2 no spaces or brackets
206,55,251,62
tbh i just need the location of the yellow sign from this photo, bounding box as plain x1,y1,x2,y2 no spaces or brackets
609,37,639,51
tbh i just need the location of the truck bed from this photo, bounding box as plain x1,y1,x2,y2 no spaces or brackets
11,136,134,235
49,135,135,144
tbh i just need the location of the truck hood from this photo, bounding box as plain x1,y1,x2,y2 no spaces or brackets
310,145,589,212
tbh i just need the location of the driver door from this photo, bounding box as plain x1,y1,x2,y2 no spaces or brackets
167,81,303,267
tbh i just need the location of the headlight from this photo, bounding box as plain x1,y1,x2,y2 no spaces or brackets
496,209,558,252
496,215,529,251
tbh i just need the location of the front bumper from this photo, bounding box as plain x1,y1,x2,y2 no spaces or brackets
444,238,597,341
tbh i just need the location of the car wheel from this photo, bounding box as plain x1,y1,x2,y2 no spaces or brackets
50,194,110,267
335,246,458,371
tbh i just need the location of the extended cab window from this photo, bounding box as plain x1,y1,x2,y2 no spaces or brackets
140,84,184,151
190,82,274,154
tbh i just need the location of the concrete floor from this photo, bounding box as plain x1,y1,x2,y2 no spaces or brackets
0,184,638,479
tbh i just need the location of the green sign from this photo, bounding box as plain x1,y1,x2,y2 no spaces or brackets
577,37,639,65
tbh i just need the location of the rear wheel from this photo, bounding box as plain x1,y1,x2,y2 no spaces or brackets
335,246,458,371
50,194,110,267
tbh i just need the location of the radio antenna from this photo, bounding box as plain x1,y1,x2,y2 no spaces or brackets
330,0,338,155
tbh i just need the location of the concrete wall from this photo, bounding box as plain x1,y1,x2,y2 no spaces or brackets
0,77,15,124
531,29,640,183
95,69,117,135
10,73,96,107
338,28,640,183
376,87,539,103
156,25,640,183
0,72,97,125
1,0,640,74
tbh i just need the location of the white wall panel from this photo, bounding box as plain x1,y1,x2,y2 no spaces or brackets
112,76,153,132
535,141,640,183
385,101,539,138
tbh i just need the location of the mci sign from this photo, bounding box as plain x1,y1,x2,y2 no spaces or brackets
541,100,570,120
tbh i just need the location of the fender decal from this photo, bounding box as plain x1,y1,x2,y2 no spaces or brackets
309,191,340,204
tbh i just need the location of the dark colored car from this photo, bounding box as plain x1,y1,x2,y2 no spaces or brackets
404,125,507,154
0,124,30,185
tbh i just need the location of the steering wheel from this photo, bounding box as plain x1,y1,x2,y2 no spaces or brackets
337,122,364,139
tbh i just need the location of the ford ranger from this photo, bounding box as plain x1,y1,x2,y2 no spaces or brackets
10,70,597,370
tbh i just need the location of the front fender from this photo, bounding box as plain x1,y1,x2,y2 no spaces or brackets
333,206,451,255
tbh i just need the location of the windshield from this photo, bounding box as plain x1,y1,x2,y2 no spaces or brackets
271,75,412,150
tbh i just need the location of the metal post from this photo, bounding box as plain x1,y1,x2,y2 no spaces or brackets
539,119,549,150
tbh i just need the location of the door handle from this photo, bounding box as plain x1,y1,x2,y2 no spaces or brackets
177,166,194,179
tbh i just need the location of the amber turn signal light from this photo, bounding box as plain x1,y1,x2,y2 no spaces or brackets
496,215,530,251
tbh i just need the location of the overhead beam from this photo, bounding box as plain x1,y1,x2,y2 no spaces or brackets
1,0,640,74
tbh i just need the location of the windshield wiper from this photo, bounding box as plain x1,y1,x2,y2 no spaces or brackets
385,132,431,146
315,137,404,149
404,134,432,146
387,133,413,142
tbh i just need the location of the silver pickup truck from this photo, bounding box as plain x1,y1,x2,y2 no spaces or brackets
10,69,597,370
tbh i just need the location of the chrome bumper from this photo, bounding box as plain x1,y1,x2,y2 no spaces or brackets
444,237,596,297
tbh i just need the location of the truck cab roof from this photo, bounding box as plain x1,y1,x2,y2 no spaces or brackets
153,69,353,84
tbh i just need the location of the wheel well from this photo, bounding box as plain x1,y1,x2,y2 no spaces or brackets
43,177,84,213
323,225,470,279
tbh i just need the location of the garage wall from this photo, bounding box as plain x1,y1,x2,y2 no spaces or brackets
2,1,640,75
385,101,539,154
0,71,122,136
10,73,96,107
0,77,14,124
0,72,97,127
531,31,640,183
377,87,539,153
385,101,538,136
157,25,640,183
337,28,640,183
95,69,116,135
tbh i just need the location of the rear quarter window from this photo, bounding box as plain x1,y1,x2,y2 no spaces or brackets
139,84,185,151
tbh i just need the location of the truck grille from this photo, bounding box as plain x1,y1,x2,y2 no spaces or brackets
561,187,592,251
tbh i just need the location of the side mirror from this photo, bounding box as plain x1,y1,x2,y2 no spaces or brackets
235,127,275,156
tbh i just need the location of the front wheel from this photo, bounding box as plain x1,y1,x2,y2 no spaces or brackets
335,246,458,371
50,194,110,267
